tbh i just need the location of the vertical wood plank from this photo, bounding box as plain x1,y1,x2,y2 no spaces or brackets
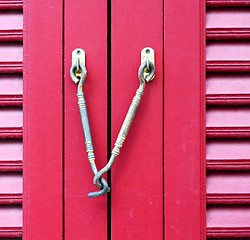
64,1,108,239
164,0,206,239
111,1,163,239
23,0,63,238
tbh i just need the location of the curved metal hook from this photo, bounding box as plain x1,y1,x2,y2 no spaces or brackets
70,63,110,195
89,61,155,197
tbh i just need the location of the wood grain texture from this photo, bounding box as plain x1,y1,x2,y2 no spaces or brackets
64,0,108,239
111,1,163,239
23,0,63,238
164,0,206,239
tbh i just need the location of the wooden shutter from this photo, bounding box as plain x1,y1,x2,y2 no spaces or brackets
206,1,250,238
6,0,249,239
0,1,23,238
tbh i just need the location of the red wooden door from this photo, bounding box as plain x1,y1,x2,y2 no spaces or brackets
9,0,250,239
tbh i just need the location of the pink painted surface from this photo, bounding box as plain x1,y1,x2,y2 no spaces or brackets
0,43,22,61
206,4,250,234
0,107,22,127
207,106,250,127
0,5,23,235
0,206,22,227
0,174,22,193
0,140,22,160
207,139,250,159
0,74,22,94
207,207,250,227
207,41,250,60
206,73,250,94
207,8,250,28
207,172,250,193
0,11,22,30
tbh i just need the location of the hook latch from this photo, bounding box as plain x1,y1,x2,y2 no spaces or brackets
70,47,155,198
141,47,155,82
71,48,86,83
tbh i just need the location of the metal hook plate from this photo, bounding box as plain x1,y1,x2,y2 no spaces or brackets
72,48,86,80
141,47,155,82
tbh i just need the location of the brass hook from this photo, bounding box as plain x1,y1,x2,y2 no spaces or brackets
70,48,155,198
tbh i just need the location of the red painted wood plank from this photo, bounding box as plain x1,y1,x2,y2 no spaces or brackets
0,160,22,172
207,94,250,105
207,227,250,238
0,62,22,73
111,1,163,239
165,0,206,239
207,61,250,72
207,28,250,40
0,95,22,106
0,29,22,41
0,127,22,139
64,0,107,239
23,0,63,239
207,127,250,138
0,227,22,238
207,159,250,170
0,0,23,10
0,193,22,205
207,0,250,7
207,193,250,204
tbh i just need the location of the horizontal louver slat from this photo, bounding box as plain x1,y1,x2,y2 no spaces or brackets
0,160,22,172
207,127,250,138
0,95,22,106
0,29,22,41
207,0,250,7
207,28,250,40
207,193,250,204
207,61,250,72
207,94,250,105
0,1,23,10
0,227,22,238
207,227,250,238
0,193,21,204
0,62,22,73
207,159,250,170
0,127,22,139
